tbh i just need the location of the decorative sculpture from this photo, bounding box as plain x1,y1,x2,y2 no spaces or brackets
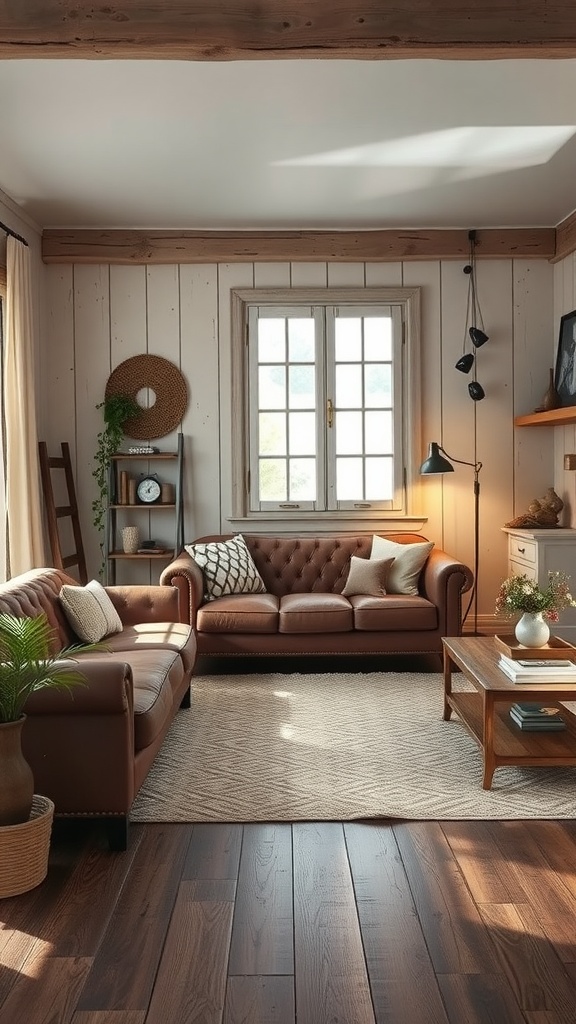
504,487,564,529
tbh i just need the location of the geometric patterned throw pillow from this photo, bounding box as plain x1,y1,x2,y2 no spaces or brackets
185,534,266,601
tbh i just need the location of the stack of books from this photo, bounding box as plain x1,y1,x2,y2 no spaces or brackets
509,702,567,730
498,654,576,684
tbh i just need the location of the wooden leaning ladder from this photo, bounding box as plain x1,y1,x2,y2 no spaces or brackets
38,441,88,585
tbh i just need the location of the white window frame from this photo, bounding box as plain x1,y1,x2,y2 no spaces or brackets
230,287,422,527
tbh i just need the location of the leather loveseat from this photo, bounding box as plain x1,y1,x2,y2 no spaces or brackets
161,533,473,663
0,567,196,849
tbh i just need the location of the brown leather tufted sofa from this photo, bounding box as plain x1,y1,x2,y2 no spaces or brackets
0,567,196,849
161,533,473,661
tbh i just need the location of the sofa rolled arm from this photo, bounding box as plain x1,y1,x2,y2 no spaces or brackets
422,548,474,636
105,584,181,627
160,552,204,624
22,660,135,817
24,659,133,715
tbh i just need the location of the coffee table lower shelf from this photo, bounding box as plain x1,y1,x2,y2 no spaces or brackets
448,691,576,787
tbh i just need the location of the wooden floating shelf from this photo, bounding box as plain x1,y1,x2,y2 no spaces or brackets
108,551,174,560
514,406,576,427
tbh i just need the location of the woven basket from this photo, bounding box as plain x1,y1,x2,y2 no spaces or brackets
0,795,54,898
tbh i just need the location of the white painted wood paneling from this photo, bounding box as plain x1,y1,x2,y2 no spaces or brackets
179,264,219,541
218,262,254,534
512,260,554,517
73,265,111,580
290,263,327,288
403,260,443,548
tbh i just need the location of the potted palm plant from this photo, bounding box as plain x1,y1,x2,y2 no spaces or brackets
0,612,95,827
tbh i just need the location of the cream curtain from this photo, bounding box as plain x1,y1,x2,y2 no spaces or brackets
5,236,45,575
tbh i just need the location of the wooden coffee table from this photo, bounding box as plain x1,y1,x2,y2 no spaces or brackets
442,636,576,788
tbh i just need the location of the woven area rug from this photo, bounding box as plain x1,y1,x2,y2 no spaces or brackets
130,672,576,822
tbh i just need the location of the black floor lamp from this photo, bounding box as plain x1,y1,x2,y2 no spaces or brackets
420,441,482,635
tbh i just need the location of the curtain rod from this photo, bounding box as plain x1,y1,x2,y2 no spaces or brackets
0,219,28,247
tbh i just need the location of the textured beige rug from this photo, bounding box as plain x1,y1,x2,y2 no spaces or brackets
130,672,576,822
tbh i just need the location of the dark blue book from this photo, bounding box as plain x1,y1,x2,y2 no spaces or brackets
512,702,564,719
509,708,566,730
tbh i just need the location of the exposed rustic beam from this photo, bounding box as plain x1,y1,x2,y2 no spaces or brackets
2,2,576,60
552,209,576,263
41,228,557,265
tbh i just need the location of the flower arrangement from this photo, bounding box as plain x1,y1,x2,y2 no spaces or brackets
495,571,576,623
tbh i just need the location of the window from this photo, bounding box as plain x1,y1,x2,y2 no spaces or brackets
231,288,421,523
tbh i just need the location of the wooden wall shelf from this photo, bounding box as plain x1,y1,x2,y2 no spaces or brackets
514,407,576,427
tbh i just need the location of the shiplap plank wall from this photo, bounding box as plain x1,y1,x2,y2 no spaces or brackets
43,257,557,624
554,253,576,525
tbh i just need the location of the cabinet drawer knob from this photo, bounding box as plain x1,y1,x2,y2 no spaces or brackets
518,546,525,554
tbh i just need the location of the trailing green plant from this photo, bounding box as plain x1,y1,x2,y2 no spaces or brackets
92,393,139,542
0,613,98,723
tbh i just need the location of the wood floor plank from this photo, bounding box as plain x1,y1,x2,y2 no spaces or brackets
481,822,576,963
522,821,576,900
183,823,243,880
437,972,527,1024
35,826,143,956
0,955,91,1024
0,830,90,1007
224,976,295,1024
144,879,234,1024
228,823,293,976
393,822,501,975
73,1013,146,1023
478,901,576,1020
293,822,375,1024
440,822,528,904
344,823,449,1024
75,824,192,1012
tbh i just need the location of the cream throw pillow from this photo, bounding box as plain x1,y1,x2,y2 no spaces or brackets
342,556,395,597
60,580,123,643
370,536,434,596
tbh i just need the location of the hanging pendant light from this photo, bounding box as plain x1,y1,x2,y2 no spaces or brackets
454,229,489,399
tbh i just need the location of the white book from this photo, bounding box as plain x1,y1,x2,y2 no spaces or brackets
499,654,576,674
499,659,576,684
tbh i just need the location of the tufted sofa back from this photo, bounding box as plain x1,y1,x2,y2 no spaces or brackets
0,567,78,654
194,534,430,598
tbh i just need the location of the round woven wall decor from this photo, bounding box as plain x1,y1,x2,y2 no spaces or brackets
105,355,188,440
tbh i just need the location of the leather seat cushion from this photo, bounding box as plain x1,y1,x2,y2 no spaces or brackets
103,621,196,674
197,593,279,634
350,594,438,631
76,647,185,751
279,593,353,633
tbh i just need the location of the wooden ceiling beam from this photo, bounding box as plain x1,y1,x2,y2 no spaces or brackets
41,228,557,265
553,210,576,263
2,2,576,60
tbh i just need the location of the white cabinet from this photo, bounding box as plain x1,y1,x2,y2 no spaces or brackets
502,527,576,641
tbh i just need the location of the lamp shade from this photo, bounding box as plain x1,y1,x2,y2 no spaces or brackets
469,326,489,348
419,442,455,475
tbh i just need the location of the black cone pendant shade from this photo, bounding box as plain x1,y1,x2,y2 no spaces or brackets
469,327,489,349
455,353,474,373
468,380,485,401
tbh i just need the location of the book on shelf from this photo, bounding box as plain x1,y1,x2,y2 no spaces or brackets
509,708,566,730
498,654,576,683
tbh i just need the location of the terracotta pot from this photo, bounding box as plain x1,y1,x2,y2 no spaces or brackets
0,717,34,826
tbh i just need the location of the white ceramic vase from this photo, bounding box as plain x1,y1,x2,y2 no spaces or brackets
514,611,550,648
122,526,140,554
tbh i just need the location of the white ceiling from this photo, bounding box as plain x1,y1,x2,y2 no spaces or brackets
1,58,576,231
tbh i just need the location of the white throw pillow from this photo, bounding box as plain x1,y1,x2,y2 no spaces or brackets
59,579,123,643
185,534,266,600
342,556,395,597
370,536,434,596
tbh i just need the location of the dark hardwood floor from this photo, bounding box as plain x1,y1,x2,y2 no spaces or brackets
1,817,576,1023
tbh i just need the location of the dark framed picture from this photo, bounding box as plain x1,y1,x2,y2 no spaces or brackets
554,309,576,406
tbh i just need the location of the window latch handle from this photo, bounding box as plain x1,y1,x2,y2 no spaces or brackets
327,398,334,428
279,502,300,509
